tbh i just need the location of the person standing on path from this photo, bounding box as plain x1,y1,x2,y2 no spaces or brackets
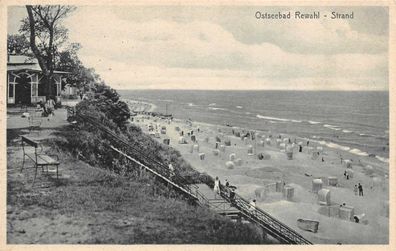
354,185,358,196
45,97,56,120
358,183,363,196
214,177,220,198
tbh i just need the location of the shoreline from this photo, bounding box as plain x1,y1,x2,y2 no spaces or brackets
126,99,388,165
123,99,157,113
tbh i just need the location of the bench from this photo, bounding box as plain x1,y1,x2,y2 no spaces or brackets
20,136,60,185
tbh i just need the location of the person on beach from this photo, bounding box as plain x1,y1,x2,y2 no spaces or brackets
229,187,236,204
344,170,347,178
249,199,256,212
354,185,358,196
358,183,363,196
214,177,220,198
307,140,310,146
168,163,175,179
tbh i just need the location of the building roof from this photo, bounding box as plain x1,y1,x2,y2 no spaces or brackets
7,54,69,74
7,55,37,65
7,64,42,72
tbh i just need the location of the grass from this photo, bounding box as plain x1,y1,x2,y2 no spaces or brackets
7,128,271,244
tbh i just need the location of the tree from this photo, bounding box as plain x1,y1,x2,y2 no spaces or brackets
22,5,75,98
7,34,30,55
56,43,100,90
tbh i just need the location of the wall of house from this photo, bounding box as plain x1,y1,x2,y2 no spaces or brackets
7,71,63,105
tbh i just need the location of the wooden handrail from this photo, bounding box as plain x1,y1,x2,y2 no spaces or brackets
76,112,312,244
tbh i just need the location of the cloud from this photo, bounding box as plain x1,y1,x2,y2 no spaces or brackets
63,6,388,90
221,8,387,55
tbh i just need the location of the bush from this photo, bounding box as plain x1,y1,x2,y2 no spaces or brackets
78,84,130,129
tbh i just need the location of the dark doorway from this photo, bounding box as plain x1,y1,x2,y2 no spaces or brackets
15,74,31,105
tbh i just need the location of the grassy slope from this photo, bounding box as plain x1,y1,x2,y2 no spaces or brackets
7,128,269,244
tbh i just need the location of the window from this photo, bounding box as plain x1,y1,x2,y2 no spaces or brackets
55,76,62,96
8,73,17,84
29,73,39,97
9,83,14,98
57,83,61,96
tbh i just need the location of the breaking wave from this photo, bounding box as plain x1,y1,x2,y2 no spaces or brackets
209,107,227,111
256,114,303,123
256,115,289,122
375,156,389,163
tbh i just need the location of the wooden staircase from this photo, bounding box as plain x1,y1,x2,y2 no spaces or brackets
76,113,312,244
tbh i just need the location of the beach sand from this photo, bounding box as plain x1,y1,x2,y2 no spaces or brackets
129,103,389,244
123,99,157,113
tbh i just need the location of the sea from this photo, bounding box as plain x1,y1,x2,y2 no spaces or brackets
119,90,389,163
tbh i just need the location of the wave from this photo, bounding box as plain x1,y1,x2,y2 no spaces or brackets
324,124,337,129
256,114,302,123
208,103,217,106
311,139,389,163
256,114,289,122
308,121,321,125
322,124,341,131
209,107,227,111
326,142,351,151
187,103,196,107
349,148,369,156
236,106,243,109
375,156,389,163
322,124,385,139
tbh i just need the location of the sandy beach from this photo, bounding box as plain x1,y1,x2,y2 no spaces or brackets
123,99,157,113
130,102,389,244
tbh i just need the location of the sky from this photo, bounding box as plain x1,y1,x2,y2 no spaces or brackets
8,5,389,90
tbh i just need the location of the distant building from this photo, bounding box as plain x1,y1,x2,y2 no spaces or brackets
7,54,67,105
